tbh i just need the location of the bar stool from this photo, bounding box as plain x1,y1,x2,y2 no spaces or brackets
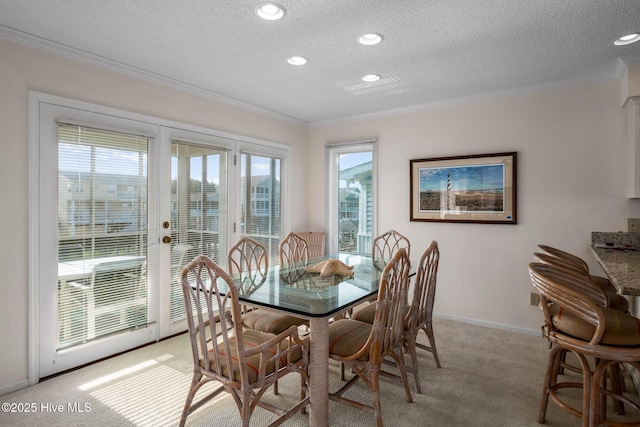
528,262,640,427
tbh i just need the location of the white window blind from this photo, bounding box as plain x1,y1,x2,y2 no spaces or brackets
240,153,282,263
170,140,228,322
57,124,149,349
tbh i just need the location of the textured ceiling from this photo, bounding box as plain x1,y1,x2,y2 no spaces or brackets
2,0,640,124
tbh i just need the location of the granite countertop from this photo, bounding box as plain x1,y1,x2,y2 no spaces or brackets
591,232,640,296
591,247,640,296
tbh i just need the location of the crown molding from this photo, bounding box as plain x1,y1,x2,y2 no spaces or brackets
622,52,640,68
310,65,624,127
0,26,308,126
3,25,630,129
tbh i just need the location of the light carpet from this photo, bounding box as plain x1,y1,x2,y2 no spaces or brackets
1,318,637,426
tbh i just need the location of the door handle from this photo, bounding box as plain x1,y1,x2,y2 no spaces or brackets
162,236,172,244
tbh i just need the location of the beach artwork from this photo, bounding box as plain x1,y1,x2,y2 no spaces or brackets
418,164,504,212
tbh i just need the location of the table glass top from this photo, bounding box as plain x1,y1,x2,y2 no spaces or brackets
233,253,387,318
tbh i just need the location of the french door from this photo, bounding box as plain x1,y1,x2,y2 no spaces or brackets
33,94,288,379
157,128,234,338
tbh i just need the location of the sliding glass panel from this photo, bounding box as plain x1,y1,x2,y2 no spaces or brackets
169,141,228,322
240,153,281,262
57,124,148,349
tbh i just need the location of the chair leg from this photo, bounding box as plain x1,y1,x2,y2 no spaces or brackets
590,360,613,427
608,363,625,415
539,345,563,423
369,370,384,427
300,372,307,414
179,372,201,427
576,354,593,427
406,338,421,394
422,323,441,368
241,390,252,427
392,348,413,403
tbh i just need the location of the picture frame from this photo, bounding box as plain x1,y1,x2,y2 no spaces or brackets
410,152,517,224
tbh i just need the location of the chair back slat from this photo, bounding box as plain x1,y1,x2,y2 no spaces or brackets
372,230,410,267
181,255,246,386
532,252,609,307
537,244,589,273
295,232,325,259
371,248,411,363
279,232,310,268
528,262,607,345
179,255,309,426
228,237,268,294
408,241,439,330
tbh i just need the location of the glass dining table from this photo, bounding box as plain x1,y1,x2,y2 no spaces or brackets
231,253,400,427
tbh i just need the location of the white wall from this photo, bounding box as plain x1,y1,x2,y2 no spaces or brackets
0,38,308,395
307,81,640,334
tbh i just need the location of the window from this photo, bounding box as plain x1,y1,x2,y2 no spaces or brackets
240,152,282,261
327,141,376,254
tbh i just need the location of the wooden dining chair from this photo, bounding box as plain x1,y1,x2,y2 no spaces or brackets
347,229,411,325
327,248,413,426
228,237,307,333
179,255,309,427
227,236,269,295
372,229,411,267
279,232,310,268
228,237,308,394
294,232,325,259
353,240,441,393
528,262,640,427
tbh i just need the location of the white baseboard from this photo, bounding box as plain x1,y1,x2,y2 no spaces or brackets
0,379,29,397
433,312,541,337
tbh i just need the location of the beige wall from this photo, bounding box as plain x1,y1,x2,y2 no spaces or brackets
0,38,308,394
308,81,640,333
623,65,640,103
4,35,640,395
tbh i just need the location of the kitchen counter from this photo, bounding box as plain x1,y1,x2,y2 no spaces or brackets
591,232,640,397
591,246,640,296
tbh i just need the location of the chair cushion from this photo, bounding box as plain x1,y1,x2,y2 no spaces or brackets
242,309,307,334
588,275,629,311
352,302,410,327
605,289,630,312
202,329,302,384
328,319,372,361
352,303,376,324
550,304,640,346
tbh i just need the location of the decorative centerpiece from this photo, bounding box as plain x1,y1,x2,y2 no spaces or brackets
306,259,354,277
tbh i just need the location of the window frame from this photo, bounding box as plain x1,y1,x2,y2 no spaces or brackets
325,140,377,254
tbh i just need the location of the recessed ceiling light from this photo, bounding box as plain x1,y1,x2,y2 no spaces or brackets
614,33,640,46
255,3,286,20
287,56,307,65
362,74,381,82
359,33,384,46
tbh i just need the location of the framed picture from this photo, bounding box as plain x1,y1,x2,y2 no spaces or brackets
410,152,517,224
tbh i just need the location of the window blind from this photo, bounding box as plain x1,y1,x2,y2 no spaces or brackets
56,124,149,349
240,153,281,263
169,140,228,322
